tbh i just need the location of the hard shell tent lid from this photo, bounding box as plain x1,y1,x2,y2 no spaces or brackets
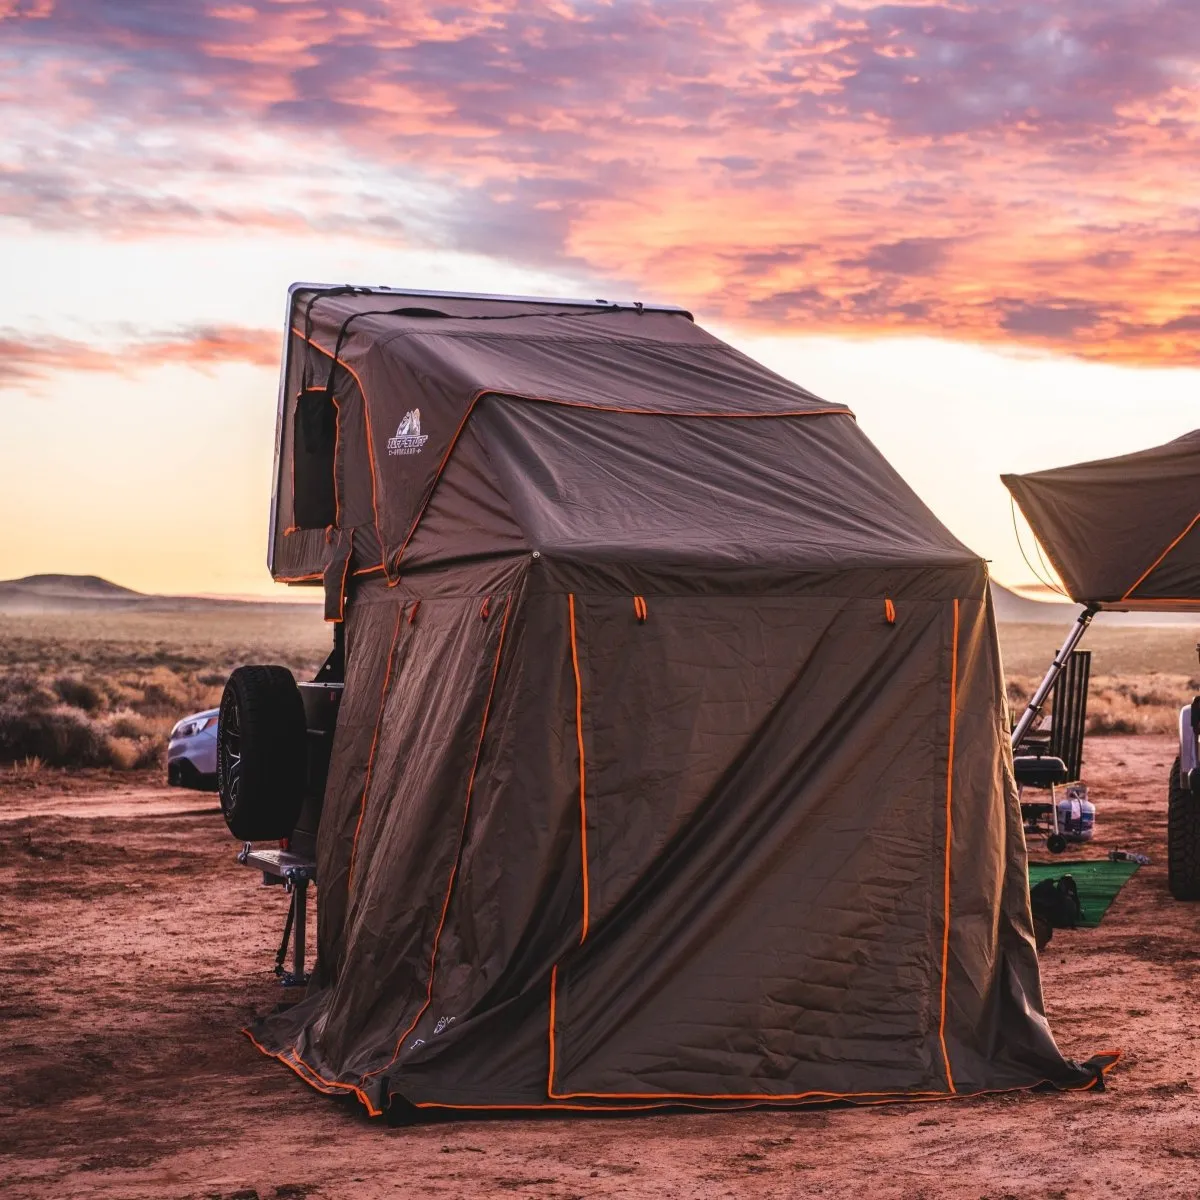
1002,430,1200,611
267,284,877,596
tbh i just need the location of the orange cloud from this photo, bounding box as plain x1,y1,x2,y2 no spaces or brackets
0,326,278,388
5,1,1200,363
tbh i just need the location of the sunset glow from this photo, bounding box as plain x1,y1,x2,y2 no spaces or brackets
2,1,1196,595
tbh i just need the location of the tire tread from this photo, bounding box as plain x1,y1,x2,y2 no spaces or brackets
217,665,306,841
1168,757,1200,901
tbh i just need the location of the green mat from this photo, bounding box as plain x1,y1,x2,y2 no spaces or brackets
1027,859,1140,927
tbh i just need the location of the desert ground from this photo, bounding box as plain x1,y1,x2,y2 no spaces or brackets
2,733,1199,1200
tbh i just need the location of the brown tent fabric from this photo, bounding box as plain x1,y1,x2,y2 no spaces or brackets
1002,431,1200,611
250,286,1110,1116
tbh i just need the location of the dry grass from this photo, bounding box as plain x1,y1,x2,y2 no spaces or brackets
1000,621,1200,737
0,606,328,771
0,608,1193,774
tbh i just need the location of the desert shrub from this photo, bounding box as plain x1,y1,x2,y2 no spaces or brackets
0,671,57,711
0,608,327,772
134,739,163,769
104,710,153,740
0,702,114,767
52,674,107,713
1086,685,1178,736
105,736,161,770
1007,671,1186,737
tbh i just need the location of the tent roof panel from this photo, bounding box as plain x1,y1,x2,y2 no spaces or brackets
1002,428,1200,608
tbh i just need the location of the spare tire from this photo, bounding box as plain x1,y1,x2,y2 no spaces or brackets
1168,757,1200,901
217,665,307,841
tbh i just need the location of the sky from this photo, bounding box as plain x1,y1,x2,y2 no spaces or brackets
1,0,1197,597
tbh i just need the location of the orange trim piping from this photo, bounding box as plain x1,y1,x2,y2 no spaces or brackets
325,532,353,625
332,389,342,530
419,1052,1117,1110
568,594,589,942
386,393,853,583
241,1028,382,1116
517,396,854,420
389,392,486,583
345,604,405,893
548,964,559,1095
414,1100,676,1112
541,1053,1118,1103
360,595,513,1087
275,572,323,583
245,1023,1117,1117
884,597,896,624
1106,597,1200,610
938,598,959,1093
1121,510,1200,600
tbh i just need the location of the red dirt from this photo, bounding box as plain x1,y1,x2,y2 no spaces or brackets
2,736,1199,1199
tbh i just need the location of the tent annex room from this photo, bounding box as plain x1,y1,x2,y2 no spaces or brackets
248,286,1110,1116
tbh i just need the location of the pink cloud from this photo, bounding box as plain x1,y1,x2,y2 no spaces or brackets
0,325,278,388
4,1,1200,363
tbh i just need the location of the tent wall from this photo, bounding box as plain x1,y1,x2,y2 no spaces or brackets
250,567,1089,1112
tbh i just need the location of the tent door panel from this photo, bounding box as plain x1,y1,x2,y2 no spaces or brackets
551,594,954,1100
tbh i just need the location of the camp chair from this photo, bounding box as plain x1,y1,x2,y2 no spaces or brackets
1015,649,1091,853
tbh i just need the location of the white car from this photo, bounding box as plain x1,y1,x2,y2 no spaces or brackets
167,708,219,790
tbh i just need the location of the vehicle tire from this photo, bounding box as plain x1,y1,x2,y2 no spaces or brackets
1047,833,1067,855
1168,757,1200,901
217,665,307,841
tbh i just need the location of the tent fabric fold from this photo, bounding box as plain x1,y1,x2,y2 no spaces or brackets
250,287,1106,1116
1002,429,1200,610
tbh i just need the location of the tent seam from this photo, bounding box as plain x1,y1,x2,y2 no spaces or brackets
938,598,959,1093
569,594,590,943
1120,510,1200,600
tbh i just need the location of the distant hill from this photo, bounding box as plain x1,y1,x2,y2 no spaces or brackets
4,573,144,600
0,573,1191,623
0,574,318,614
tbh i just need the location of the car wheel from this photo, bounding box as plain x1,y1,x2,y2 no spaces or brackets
217,665,307,841
1168,757,1200,901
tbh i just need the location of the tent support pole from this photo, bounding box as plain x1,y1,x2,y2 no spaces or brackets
1010,604,1098,753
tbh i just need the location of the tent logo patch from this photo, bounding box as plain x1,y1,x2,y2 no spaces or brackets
388,409,428,457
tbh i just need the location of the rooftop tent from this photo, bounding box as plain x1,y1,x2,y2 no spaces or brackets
250,284,1110,1115
1002,431,1200,611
